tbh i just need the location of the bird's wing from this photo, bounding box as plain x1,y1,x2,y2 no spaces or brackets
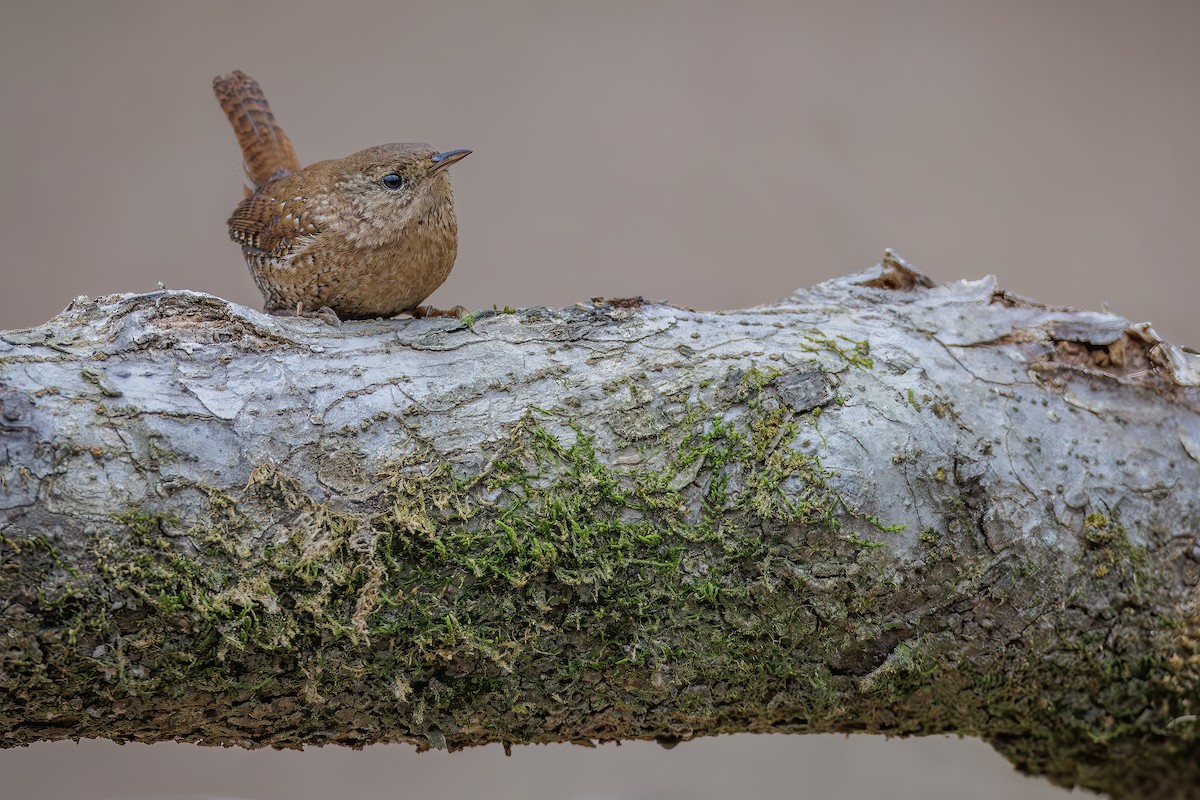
227,190,322,260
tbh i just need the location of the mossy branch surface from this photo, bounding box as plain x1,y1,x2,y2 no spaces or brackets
2,257,1199,799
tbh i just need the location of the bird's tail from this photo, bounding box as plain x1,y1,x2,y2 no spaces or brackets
212,70,300,190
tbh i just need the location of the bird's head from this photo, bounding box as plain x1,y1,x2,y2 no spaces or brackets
329,143,471,245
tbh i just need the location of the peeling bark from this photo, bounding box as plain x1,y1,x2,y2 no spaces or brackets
2,254,1199,799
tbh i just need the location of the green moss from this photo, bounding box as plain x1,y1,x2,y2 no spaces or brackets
1082,511,1117,545
1078,509,1148,587
799,334,872,370
3,361,925,744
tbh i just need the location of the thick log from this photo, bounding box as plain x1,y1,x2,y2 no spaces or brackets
2,254,1198,799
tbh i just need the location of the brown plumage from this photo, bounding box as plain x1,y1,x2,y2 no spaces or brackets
212,70,470,319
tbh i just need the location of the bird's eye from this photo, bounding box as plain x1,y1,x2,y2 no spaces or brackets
380,174,404,191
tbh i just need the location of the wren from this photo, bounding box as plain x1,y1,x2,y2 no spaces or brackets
212,70,470,320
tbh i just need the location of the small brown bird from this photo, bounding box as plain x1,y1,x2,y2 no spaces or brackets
212,70,470,320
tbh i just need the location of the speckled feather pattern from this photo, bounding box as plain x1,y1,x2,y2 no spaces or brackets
214,72,464,319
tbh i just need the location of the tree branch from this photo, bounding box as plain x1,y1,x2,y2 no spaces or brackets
2,254,1199,799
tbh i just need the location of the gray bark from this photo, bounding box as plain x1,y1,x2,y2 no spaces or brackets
2,253,1199,799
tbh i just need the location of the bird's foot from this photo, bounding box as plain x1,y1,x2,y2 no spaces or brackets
411,304,469,319
269,304,343,326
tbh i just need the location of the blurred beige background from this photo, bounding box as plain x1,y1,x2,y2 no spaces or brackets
3,0,1196,797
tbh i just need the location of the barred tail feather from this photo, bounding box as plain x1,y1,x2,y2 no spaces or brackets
212,70,300,189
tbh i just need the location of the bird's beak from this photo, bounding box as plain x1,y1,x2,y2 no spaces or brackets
430,149,472,173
